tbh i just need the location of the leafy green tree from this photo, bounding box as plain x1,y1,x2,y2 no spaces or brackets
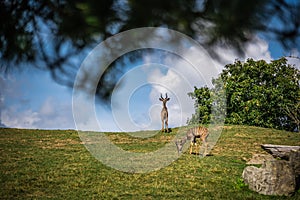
187,86,212,125
189,58,300,131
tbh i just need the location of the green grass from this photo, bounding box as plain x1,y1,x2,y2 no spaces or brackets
1,126,299,199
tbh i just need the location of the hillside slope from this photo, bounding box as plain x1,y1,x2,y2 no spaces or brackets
1,126,299,199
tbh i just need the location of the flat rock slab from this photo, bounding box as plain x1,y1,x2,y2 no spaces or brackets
261,144,300,159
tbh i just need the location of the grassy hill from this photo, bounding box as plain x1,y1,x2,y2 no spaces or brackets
1,126,300,199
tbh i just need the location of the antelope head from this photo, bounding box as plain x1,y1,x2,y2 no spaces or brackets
159,93,170,106
175,138,186,153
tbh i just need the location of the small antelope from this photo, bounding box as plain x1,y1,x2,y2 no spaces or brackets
159,93,170,133
175,126,209,155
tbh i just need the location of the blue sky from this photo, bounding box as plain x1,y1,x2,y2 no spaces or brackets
0,32,299,131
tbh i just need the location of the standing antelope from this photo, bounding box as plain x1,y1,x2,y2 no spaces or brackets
159,93,170,133
175,126,209,155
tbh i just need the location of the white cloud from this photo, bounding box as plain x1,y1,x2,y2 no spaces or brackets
39,97,56,116
0,73,75,130
244,37,272,61
286,49,300,70
37,97,74,129
214,36,272,66
2,107,41,129
1,96,75,130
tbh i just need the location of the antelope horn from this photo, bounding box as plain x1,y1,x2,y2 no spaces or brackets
165,93,168,98
160,93,163,99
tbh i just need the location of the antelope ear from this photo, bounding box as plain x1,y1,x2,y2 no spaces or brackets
167,98,170,101
159,98,163,101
